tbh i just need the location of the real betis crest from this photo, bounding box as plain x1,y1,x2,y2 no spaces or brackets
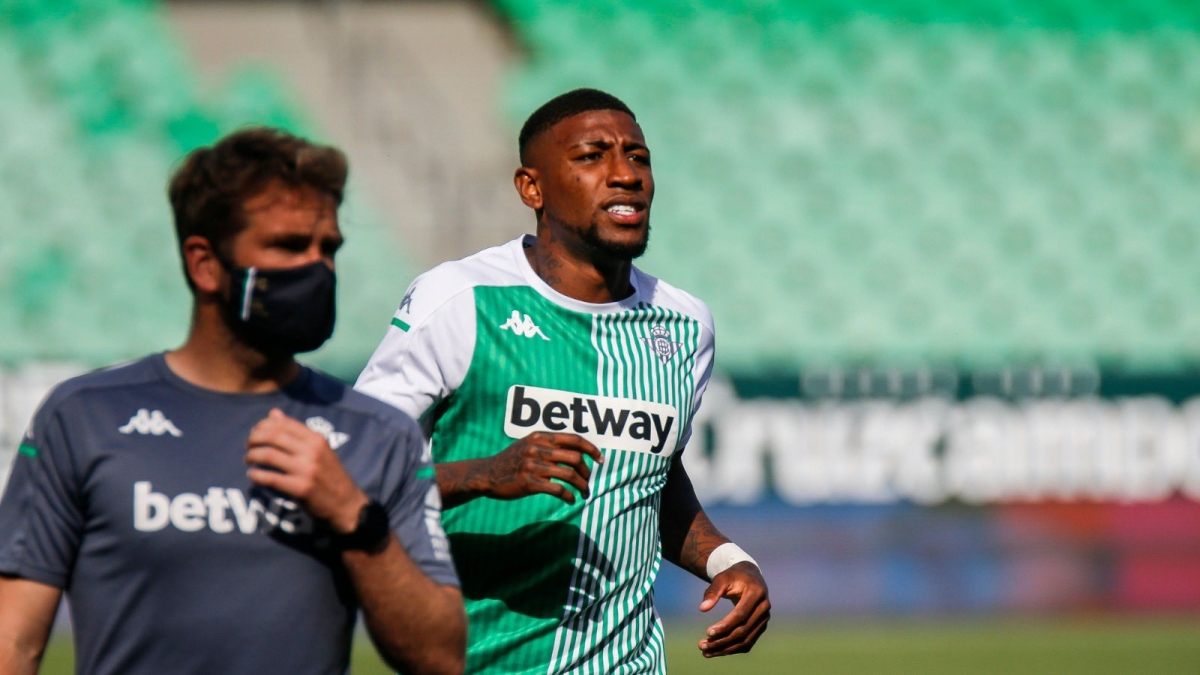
641,325,682,364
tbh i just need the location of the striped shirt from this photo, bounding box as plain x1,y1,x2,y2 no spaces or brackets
356,235,715,674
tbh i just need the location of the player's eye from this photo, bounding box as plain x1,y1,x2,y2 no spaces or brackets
321,240,343,257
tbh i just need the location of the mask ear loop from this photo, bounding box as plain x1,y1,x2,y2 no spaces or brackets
239,267,257,322
211,248,256,323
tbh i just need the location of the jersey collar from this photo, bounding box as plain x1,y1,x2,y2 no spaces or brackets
512,235,643,315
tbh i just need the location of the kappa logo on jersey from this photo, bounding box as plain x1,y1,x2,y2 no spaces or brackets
305,416,349,450
499,310,550,340
133,481,313,535
119,409,183,437
504,385,679,455
398,286,415,314
641,325,682,364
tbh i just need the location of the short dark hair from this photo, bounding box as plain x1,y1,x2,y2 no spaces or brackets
168,127,348,290
518,88,635,165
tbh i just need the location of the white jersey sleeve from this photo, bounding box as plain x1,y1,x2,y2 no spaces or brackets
354,272,476,433
680,324,715,453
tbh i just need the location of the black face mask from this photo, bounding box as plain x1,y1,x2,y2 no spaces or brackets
221,260,337,355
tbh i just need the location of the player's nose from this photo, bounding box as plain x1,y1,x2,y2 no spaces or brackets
606,155,642,189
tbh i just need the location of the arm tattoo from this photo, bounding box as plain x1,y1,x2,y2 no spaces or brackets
436,436,555,507
437,461,481,508
678,512,726,575
659,458,731,580
437,458,501,508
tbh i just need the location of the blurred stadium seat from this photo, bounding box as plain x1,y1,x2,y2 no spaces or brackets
498,0,1200,373
0,0,412,376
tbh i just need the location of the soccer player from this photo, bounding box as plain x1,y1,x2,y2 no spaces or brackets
356,89,770,673
0,128,466,675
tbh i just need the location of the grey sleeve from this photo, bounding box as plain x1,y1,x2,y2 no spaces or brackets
381,422,458,587
0,403,84,588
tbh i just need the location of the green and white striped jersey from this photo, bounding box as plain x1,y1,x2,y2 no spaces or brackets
356,235,715,675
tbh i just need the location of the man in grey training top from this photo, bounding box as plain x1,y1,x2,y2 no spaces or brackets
0,128,466,675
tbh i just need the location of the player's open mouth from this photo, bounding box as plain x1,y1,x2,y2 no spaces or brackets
603,200,646,225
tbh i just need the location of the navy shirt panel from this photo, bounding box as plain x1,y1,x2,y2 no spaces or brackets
0,354,456,675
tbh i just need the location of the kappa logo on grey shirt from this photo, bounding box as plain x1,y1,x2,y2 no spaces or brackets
119,409,183,437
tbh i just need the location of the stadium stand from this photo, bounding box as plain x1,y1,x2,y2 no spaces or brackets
497,0,1200,373
5,0,1200,378
4,0,1200,640
0,0,411,377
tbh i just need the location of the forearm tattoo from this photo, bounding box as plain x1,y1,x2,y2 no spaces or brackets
677,511,728,578
660,459,730,580
436,460,489,508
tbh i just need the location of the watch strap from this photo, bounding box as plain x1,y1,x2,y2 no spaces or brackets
337,500,390,553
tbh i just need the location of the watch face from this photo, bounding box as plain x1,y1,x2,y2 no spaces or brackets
343,501,390,553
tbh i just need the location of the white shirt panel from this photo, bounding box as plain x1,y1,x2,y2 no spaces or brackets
354,240,526,430
355,288,475,430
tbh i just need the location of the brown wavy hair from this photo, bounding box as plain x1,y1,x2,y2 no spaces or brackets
168,127,348,290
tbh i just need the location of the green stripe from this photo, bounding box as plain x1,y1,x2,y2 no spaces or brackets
17,443,37,458
416,466,435,480
390,317,411,332
551,308,696,672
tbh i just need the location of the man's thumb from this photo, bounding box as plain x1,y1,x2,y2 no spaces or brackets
699,581,723,612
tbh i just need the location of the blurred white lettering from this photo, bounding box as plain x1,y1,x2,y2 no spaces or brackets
684,377,1200,504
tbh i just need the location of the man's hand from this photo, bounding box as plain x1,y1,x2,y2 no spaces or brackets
0,576,61,675
697,562,771,658
240,405,470,674
245,408,368,534
437,432,603,507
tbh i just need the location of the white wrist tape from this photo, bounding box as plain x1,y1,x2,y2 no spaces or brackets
706,543,758,580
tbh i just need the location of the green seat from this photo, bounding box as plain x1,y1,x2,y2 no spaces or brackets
0,0,416,368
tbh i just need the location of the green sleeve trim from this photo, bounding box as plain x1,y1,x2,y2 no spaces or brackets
416,466,435,480
17,443,38,459
390,317,411,332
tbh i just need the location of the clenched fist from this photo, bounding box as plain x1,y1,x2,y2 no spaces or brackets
244,408,368,534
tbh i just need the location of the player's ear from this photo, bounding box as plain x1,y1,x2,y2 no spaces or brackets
514,167,543,211
182,235,225,296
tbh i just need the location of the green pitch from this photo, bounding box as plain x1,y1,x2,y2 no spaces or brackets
39,617,1200,674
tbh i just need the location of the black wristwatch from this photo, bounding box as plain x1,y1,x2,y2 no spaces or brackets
336,500,390,553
